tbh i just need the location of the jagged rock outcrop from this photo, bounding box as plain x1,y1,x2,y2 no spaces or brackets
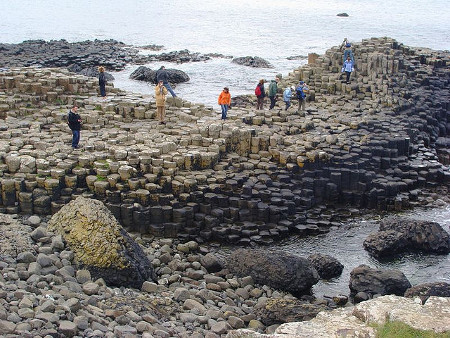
227,295,450,337
47,196,155,288
227,249,319,295
129,66,190,83
364,217,450,258
349,265,411,299
405,282,450,303
232,56,273,68
254,298,329,326
307,253,344,279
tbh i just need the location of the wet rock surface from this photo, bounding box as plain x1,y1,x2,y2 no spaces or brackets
232,56,273,68
307,253,344,280
404,282,450,303
130,66,190,84
349,264,412,299
364,217,450,258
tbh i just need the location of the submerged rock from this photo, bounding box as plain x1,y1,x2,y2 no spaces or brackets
227,249,319,295
48,196,155,288
232,56,273,68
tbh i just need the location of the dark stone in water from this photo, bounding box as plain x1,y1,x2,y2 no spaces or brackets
308,253,344,280
404,282,450,303
130,66,189,84
337,13,349,17
231,56,273,68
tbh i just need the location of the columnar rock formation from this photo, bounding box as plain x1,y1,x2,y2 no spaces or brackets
0,37,448,246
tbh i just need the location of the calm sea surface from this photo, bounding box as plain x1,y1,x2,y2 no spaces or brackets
1,0,449,107
1,0,449,296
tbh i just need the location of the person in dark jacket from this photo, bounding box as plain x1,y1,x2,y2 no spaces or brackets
156,66,177,97
256,79,265,110
268,76,280,110
67,105,82,148
98,66,106,99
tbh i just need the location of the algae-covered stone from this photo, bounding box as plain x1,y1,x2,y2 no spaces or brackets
48,196,155,288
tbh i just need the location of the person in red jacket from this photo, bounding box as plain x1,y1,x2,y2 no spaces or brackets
218,87,231,120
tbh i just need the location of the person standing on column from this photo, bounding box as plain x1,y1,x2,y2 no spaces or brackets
156,66,177,97
67,104,82,148
296,81,309,112
155,80,168,124
341,56,355,84
218,87,231,120
268,76,279,110
98,66,107,99
255,79,265,110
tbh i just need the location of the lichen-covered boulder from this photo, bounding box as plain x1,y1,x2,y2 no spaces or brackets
364,217,450,258
349,264,411,298
48,196,154,288
227,249,319,295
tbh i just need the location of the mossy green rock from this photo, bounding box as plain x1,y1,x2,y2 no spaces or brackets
48,196,154,288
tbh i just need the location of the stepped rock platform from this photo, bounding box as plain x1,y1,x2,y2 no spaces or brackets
0,37,449,246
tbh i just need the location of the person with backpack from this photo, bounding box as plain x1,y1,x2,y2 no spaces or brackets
283,86,294,111
341,56,355,84
296,81,309,112
255,79,265,110
156,66,177,97
218,87,231,120
268,76,280,110
67,104,82,149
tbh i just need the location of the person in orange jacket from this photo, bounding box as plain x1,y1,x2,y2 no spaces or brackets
218,87,231,120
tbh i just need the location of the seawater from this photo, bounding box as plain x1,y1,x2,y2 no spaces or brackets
1,0,449,107
1,0,449,296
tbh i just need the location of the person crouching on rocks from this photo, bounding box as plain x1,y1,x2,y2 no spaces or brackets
67,104,82,149
218,87,231,120
98,66,107,99
342,56,355,84
283,86,294,111
155,80,168,124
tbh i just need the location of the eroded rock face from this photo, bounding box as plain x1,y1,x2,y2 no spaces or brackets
254,298,329,326
404,282,450,303
48,196,155,288
129,66,190,83
349,264,411,298
227,249,319,295
364,217,450,258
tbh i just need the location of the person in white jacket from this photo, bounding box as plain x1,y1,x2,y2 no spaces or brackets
342,56,355,84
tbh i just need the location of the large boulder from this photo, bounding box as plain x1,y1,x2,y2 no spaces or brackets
48,196,155,289
231,56,273,68
307,254,344,279
349,264,411,298
227,249,319,295
129,66,189,84
364,217,450,258
254,298,329,326
404,282,450,303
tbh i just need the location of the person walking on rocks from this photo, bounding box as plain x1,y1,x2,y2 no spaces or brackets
155,80,168,124
296,81,309,112
283,86,294,111
67,104,82,149
255,79,265,110
218,87,231,120
156,66,177,97
268,76,280,110
342,56,355,84
98,66,107,99
342,41,355,64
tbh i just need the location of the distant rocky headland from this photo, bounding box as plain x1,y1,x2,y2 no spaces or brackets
0,37,449,337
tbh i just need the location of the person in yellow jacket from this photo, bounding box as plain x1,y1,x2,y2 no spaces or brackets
155,80,168,124
218,87,231,120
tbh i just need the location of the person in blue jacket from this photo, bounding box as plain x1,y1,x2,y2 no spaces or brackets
283,86,294,111
156,66,177,97
343,41,355,64
341,56,355,84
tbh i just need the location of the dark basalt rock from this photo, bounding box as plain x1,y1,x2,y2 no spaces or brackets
227,249,319,295
349,264,411,299
364,217,450,258
307,253,344,279
232,56,273,68
130,66,189,84
337,13,349,17
404,282,450,303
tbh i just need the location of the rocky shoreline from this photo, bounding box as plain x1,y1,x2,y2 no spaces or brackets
0,37,449,336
